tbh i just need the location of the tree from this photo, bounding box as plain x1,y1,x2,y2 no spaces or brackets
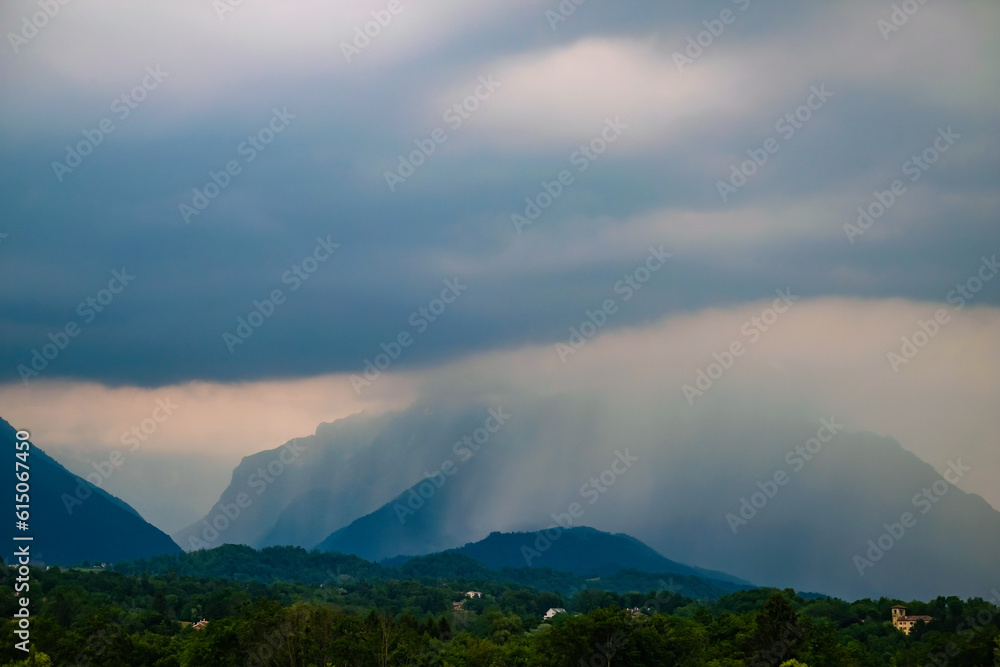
152,591,169,617
1,648,53,667
536,592,564,617
364,610,402,667
532,607,634,667
486,610,522,645
751,591,801,665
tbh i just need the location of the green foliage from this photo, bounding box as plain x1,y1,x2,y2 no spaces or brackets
0,648,52,666
0,549,995,666
115,545,742,600
751,590,801,661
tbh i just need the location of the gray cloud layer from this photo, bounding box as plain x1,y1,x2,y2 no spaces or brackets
1,0,998,386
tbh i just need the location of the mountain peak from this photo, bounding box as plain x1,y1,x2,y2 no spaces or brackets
0,417,181,565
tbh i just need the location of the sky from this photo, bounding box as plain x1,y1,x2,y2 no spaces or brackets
1,1,998,534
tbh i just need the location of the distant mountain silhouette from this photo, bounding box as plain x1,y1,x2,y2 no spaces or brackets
444,527,750,584
315,469,475,560
0,417,181,565
176,399,1000,600
315,482,749,585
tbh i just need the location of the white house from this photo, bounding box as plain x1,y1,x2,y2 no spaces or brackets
543,608,566,620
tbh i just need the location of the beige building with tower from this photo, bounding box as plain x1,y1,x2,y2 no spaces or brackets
891,605,933,634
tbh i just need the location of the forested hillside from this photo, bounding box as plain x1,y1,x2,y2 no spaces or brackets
1,546,997,666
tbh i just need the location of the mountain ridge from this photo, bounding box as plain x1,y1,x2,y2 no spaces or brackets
172,399,1000,600
0,417,182,565
444,527,751,585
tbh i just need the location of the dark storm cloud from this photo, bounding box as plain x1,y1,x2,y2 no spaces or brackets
1,0,998,386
